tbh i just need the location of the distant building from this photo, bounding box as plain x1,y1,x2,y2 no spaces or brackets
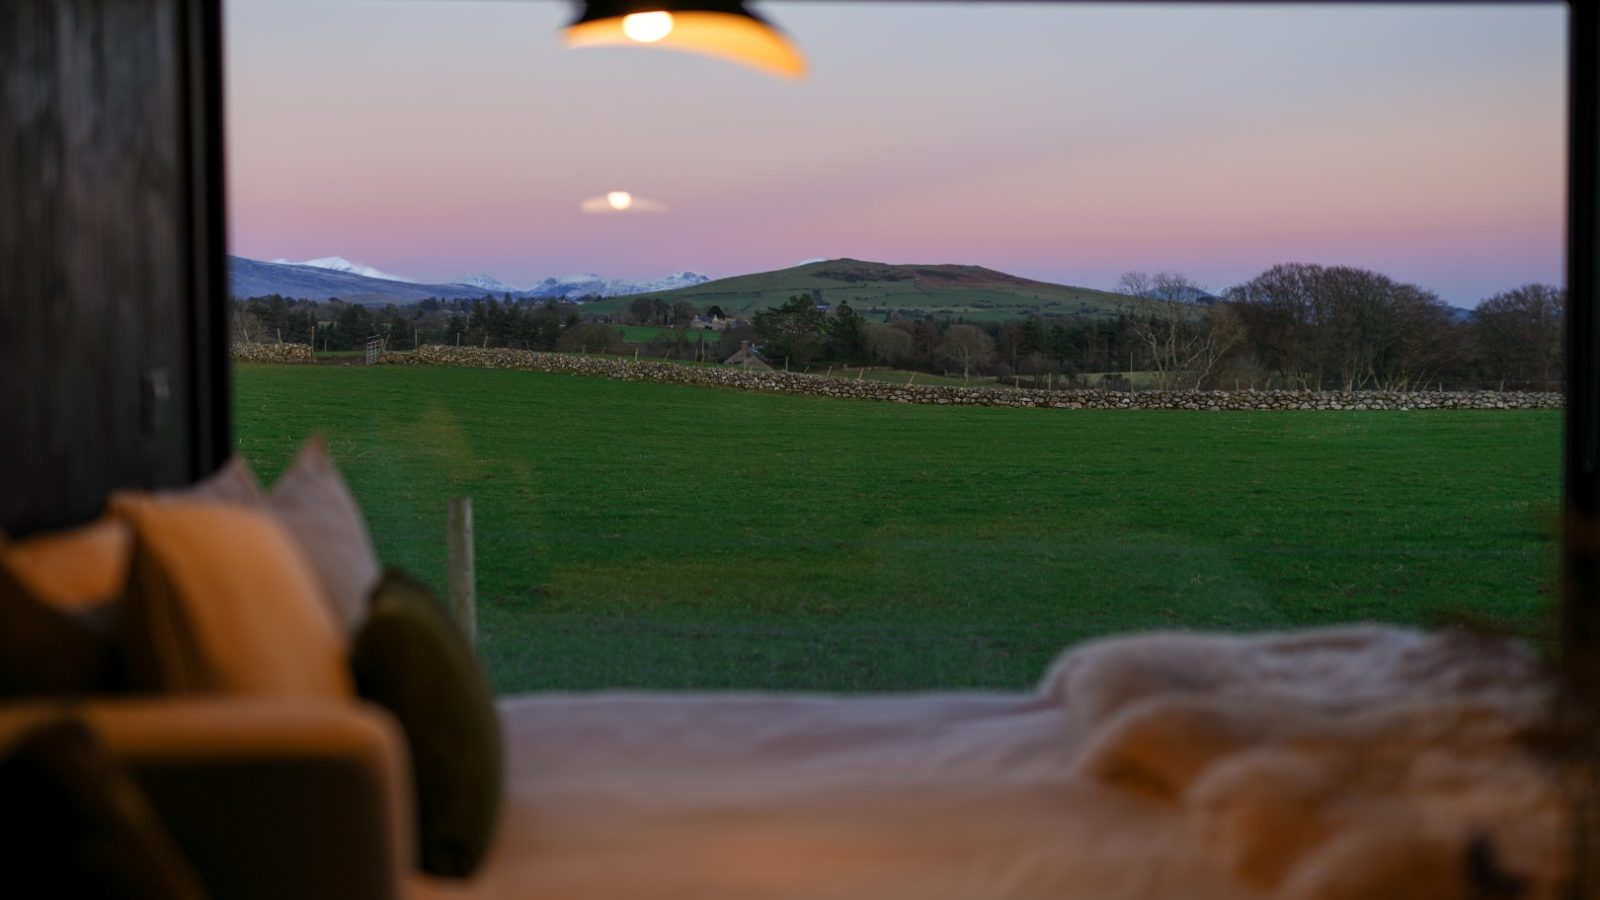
723,341,773,370
690,315,734,332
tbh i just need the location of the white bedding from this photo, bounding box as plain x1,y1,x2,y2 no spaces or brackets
415,626,1573,900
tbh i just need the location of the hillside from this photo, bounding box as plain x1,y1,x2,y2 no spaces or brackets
228,256,489,304
582,259,1138,322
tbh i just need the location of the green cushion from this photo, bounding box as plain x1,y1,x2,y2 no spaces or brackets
350,569,502,877
0,717,208,899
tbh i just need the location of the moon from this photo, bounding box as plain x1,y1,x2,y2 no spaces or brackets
580,191,663,213
621,11,674,44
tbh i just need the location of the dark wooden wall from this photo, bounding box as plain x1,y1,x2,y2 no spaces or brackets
0,0,227,537
1566,2,1600,699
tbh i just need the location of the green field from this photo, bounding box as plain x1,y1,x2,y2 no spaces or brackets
819,366,1001,387
617,325,724,344
233,364,1562,694
582,258,1138,323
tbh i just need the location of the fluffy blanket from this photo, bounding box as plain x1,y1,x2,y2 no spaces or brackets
416,626,1576,900
1042,626,1572,899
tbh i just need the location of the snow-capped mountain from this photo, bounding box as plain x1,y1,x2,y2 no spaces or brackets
456,274,522,293
523,271,711,300
230,256,489,304
272,256,415,284
230,256,712,305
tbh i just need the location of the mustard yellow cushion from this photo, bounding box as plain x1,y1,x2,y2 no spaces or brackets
0,519,131,612
109,443,379,635
118,501,352,699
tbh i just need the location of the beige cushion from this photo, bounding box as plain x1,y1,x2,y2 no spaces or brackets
262,435,381,633
118,501,352,699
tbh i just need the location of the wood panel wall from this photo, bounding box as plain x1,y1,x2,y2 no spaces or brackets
0,0,227,537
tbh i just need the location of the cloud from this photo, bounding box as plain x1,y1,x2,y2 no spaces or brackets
580,192,667,214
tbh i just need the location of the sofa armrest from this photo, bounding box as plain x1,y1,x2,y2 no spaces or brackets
0,698,414,900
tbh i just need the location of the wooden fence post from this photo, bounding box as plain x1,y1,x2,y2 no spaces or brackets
447,497,477,648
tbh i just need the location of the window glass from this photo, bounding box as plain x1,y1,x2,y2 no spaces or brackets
227,2,1567,692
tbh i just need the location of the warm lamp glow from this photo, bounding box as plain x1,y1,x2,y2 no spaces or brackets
606,191,634,210
563,6,807,79
621,11,674,43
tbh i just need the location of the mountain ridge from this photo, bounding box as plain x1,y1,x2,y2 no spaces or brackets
228,255,1138,321
272,255,415,283
228,255,710,305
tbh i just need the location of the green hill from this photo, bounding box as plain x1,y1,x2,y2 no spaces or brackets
582,259,1136,322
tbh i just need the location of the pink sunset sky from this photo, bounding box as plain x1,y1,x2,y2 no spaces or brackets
226,1,1566,306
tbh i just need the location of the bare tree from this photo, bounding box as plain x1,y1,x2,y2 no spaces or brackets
1474,284,1566,390
233,300,262,343
1228,263,1466,390
1117,271,1242,389
939,324,996,381
863,322,914,367
1225,263,1325,389
1194,303,1247,389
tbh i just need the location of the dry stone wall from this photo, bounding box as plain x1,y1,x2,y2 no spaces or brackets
392,346,1563,411
230,342,316,364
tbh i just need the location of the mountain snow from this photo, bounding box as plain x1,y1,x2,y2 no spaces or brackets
259,255,708,300
272,256,415,283
456,274,522,293
523,271,711,300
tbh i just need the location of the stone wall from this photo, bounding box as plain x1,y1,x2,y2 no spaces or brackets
230,342,316,364
392,346,1563,411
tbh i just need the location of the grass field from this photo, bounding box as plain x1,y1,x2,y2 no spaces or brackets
234,364,1562,694
616,325,723,344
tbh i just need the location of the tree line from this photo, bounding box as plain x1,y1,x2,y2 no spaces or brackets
747,266,1566,391
232,261,1566,391
233,293,746,359
233,293,592,353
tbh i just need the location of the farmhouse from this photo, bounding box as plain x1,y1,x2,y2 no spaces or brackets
723,340,773,370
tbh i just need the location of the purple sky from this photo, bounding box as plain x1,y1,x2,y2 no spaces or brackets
226,1,1566,305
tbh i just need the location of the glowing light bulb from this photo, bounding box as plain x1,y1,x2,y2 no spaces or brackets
621,12,674,43
607,191,634,210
